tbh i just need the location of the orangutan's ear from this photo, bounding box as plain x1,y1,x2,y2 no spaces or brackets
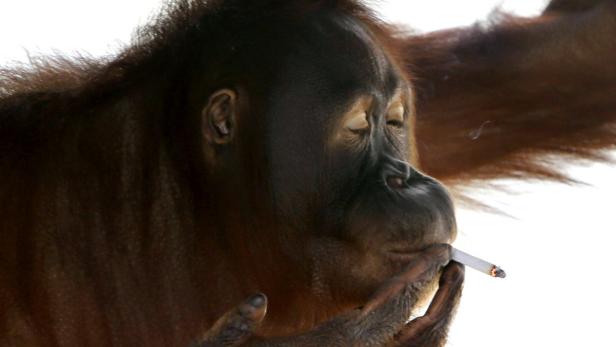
202,89,237,145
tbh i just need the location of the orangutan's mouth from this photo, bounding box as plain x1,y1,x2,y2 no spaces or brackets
383,242,451,264
383,247,429,265
385,243,441,256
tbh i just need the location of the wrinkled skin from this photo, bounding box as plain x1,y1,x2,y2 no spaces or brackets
12,0,616,346
261,12,456,305
0,4,460,345
4,0,615,345
196,246,464,347
195,11,460,346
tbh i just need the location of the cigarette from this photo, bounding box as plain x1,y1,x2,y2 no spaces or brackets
452,248,506,278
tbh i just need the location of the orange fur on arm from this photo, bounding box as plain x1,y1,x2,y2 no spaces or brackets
400,2,616,186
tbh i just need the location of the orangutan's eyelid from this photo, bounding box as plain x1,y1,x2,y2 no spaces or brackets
345,111,369,132
386,104,405,128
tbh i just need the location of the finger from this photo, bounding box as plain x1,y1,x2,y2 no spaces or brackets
338,285,413,347
345,245,452,346
395,262,464,345
360,243,452,316
195,293,268,347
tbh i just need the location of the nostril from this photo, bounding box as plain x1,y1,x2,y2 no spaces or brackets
386,176,406,189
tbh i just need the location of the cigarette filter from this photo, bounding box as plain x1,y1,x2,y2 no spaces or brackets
452,248,506,278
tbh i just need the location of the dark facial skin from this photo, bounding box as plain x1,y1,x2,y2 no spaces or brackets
200,11,460,344
4,0,616,345
262,14,457,303
0,4,461,346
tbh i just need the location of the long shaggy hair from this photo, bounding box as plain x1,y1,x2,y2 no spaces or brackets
1,0,615,345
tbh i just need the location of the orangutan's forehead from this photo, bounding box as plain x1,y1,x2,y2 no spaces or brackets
273,12,403,100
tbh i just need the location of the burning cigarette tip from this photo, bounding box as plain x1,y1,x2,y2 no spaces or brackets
452,248,506,279
490,266,507,279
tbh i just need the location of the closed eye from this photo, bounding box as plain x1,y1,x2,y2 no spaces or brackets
386,104,405,128
386,119,404,127
345,111,369,133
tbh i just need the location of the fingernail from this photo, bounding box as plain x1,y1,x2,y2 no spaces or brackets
248,293,266,307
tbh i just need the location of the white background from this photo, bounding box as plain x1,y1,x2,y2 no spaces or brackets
1,1,615,346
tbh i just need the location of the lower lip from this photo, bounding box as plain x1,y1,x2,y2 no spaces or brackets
385,250,422,262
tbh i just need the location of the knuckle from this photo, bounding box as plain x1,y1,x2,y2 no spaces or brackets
420,314,438,327
325,319,358,347
238,293,268,321
443,263,465,284
423,243,452,262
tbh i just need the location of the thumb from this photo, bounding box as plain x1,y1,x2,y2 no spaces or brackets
193,293,268,347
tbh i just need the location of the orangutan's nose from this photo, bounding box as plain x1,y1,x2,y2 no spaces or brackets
381,156,425,190
386,175,406,189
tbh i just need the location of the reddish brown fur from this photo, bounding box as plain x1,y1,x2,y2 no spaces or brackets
1,0,615,346
0,1,403,345
403,3,616,185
